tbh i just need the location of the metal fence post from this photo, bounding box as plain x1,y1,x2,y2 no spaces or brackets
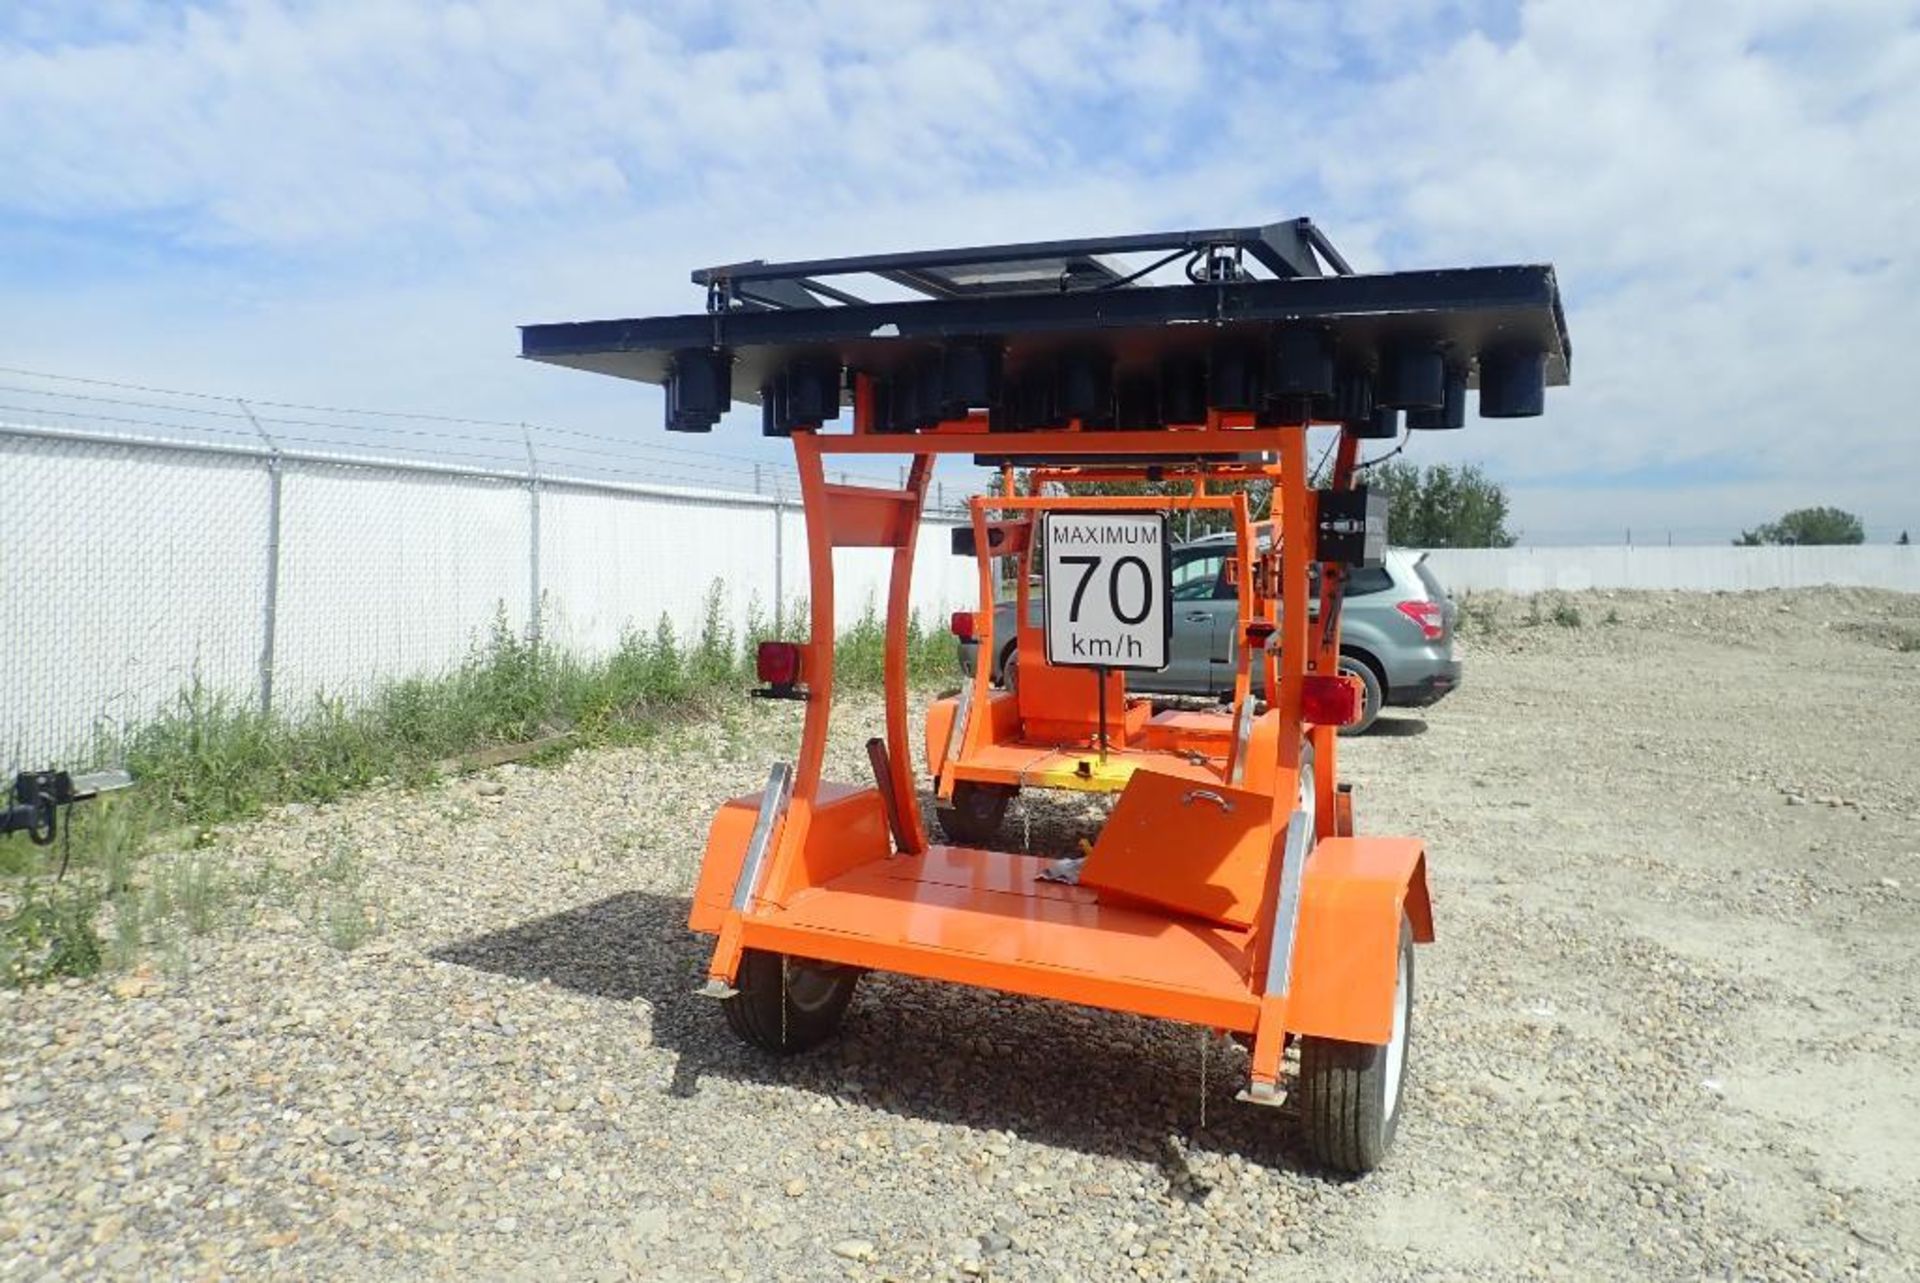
523,424,542,647
238,399,282,717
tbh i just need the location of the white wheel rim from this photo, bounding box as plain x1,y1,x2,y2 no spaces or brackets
1297,748,1317,844
785,964,842,1014
1383,941,1410,1118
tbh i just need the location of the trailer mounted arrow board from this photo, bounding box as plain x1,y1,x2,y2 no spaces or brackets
1042,512,1172,672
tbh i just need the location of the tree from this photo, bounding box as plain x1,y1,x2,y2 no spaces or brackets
1900,531,1911,546
1733,507,1864,546
1367,462,1517,548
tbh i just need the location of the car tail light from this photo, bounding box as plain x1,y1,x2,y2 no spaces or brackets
756,641,803,688
1301,673,1364,726
950,611,977,641
1394,599,1444,641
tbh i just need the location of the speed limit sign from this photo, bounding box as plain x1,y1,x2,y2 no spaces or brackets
1042,512,1172,671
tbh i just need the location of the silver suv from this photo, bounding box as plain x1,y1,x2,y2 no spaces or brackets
958,541,1459,733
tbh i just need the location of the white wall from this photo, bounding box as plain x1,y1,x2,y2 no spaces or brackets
1422,545,1920,595
1,427,971,764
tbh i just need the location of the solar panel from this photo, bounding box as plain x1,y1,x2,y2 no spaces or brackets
521,217,1569,437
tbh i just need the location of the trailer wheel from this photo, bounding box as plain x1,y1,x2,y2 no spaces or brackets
1296,915,1414,1173
720,950,858,1054
935,782,1013,845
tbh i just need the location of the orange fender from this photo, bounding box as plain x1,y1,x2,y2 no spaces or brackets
926,696,958,779
688,792,763,935
688,782,890,934
1285,836,1434,1045
925,689,1023,783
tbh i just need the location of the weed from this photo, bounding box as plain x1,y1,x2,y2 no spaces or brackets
1550,600,1584,628
1,880,104,985
306,838,383,952
1604,607,1621,626
106,890,144,973
165,853,226,936
1456,596,1500,636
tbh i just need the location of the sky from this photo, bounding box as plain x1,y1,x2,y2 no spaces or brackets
2,0,1917,543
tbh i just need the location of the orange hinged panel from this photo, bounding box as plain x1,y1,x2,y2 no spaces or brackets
1078,770,1275,928
1286,836,1433,1045
740,847,1263,1031
759,784,893,907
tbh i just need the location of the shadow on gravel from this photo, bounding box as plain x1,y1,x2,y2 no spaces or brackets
1363,715,1429,738
434,890,1316,1173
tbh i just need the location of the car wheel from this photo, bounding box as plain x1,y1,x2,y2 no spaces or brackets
1337,654,1383,736
1000,645,1020,693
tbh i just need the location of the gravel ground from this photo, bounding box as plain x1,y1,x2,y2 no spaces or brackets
3,587,1918,1281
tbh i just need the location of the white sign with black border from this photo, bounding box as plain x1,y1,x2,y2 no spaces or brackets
1042,512,1172,671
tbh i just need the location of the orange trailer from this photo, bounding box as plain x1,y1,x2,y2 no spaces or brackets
521,218,1569,1170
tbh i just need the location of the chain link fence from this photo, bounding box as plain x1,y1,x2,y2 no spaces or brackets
3,419,974,768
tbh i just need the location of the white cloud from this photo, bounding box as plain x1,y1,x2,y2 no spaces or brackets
1,0,1917,540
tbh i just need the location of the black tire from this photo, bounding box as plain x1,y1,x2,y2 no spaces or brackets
1337,653,1384,737
1296,915,1414,1174
720,950,858,1054
935,781,1013,845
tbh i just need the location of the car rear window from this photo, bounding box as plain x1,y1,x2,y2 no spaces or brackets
1346,566,1393,596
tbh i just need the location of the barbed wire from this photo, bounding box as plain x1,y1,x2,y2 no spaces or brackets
0,364,957,502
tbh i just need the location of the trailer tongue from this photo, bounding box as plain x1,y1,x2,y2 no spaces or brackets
520,218,1568,1172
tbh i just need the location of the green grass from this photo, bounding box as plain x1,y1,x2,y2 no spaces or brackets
1,585,955,987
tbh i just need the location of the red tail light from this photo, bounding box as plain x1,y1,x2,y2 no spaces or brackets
756,641,803,687
1394,599,1444,641
1302,673,1364,726
950,611,977,641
